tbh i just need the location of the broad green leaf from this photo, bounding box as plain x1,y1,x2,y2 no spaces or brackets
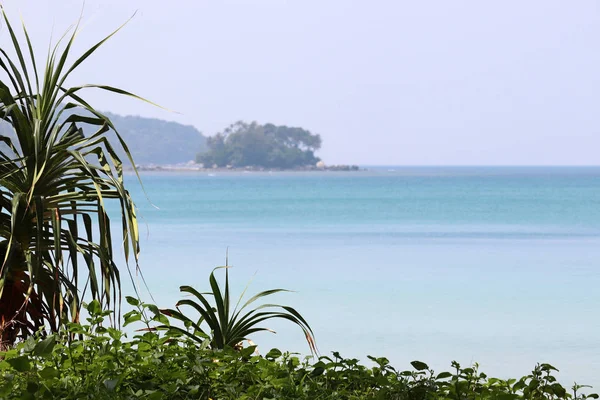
32,335,56,357
123,312,142,327
436,371,452,380
38,367,59,379
411,361,429,371
87,300,102,316
7,356,30,372
265,348,282,360
240,345,257,358
126,296,140,306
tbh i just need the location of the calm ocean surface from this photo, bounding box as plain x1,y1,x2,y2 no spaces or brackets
117,167,600,385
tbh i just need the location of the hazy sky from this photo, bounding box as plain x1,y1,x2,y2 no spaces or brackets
4,1,600,165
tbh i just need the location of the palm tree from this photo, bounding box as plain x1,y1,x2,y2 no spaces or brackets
0,10,149,346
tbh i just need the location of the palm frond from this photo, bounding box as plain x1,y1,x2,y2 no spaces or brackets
0,9,155,343
162,267,318,355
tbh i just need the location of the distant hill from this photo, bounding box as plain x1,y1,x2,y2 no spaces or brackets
0,112,206,166
104,112,206,165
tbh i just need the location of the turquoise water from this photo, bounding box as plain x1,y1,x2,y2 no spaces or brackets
118,167,600,385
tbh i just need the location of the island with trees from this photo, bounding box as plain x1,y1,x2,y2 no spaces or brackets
196,121,359,171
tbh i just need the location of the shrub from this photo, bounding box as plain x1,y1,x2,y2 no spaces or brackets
0,301,596,399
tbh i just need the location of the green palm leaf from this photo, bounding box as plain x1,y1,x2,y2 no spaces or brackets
161,266,318,355
0,9,156,345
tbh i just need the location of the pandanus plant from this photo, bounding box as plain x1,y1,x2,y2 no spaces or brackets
160,266,318,355
0,10,150,346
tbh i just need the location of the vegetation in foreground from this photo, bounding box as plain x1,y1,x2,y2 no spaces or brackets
0,9,152,346
0,300,597,400
157,267,317,354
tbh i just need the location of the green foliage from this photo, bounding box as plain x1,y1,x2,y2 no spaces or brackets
0,302,596,399
196,121,321,168
0,10,149,344
159,266,317,354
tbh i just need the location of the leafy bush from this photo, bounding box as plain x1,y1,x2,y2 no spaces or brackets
0,301,596,400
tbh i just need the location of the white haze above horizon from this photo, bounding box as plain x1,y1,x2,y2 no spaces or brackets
3,0,600,165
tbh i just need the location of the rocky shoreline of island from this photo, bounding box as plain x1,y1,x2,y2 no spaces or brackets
127,161,364,172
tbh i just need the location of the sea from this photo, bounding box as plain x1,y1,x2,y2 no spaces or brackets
114,166,600,386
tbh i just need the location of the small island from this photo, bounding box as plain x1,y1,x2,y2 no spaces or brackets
192,121,360,171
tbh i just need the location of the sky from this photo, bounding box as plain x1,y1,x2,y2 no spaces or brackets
2,0,600,165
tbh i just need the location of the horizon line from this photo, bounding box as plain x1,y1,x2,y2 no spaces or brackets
355,164,600,167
